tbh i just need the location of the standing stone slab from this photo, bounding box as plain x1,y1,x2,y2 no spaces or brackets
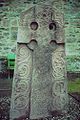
10,0,68,120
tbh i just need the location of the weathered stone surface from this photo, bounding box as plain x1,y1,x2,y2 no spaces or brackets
17,2,64,44
30,45,53,119
10,44,32,120
10,1,68,120
52,45,68,111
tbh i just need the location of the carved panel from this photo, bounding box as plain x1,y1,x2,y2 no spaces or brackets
17,3,64,44
52,45,68,111
52,46,66,80
10,44,32,120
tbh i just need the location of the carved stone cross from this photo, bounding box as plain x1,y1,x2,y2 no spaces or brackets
10,1,68,120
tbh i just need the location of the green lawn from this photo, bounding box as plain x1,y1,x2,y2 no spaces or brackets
68,78,80,93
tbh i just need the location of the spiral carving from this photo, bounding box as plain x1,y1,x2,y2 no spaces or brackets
17,44,31,62
15,80,29,93
52,81,66,96
14,95,29,110
53,95,67,110
52,50,65,79
10,43,32,116
18,62,30,78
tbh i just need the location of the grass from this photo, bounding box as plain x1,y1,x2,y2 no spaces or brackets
68,78,80,93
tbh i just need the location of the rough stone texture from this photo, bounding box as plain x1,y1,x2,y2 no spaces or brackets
10,44,32,119
30,44,68,119
10,1,68,120
30,45,54,119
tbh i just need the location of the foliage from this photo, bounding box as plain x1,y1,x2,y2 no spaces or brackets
68,78,80,93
